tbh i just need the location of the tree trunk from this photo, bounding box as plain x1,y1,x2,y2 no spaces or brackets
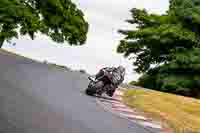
196,90,200,99
0,39,4,48
191,88,200,98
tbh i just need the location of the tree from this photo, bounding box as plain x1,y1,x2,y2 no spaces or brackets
118,0,200,97
0,0,89,48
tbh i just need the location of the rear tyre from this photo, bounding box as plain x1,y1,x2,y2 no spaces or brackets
85,87,96,96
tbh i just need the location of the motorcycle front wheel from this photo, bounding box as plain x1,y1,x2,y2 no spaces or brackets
85,81,104,96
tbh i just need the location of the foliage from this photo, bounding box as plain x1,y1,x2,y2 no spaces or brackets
129,80,138,86
118,0,200,97
0,0,89,47
79,69,86,74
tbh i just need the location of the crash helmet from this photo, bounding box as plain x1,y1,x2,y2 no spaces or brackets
117,65,125,76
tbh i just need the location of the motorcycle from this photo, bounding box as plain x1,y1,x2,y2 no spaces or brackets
85,69,115,96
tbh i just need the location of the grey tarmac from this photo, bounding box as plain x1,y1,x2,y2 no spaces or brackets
0,51,150,133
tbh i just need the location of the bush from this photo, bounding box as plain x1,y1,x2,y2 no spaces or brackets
137,71,200,98
43,60,48,64
137,73,159,90
129,81,138,86
79,69,86,74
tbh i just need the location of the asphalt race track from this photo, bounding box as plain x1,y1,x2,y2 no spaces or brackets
0,51,150,133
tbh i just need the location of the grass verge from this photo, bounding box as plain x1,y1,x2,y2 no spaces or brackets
123,88,200,133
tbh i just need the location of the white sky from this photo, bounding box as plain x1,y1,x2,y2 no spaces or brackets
3,0,169,82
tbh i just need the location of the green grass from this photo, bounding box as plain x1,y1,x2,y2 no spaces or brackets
123,88,200,133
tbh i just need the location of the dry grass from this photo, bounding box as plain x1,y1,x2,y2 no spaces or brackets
123,89,200,133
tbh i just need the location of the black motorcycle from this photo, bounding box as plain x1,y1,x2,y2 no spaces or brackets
85,69,115,96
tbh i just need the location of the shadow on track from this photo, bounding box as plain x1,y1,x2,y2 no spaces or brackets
84,91,120,101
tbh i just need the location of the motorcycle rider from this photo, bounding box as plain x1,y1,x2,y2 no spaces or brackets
95,65,125,97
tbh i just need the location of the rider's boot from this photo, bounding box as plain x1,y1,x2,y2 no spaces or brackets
107,87,116,97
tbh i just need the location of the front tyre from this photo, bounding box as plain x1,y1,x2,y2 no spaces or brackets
85,87,96,96
85,81,104,96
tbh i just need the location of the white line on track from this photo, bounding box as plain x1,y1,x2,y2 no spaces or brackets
119,113,148,121
137,121,162,129
99,99,121,104
112,103,126,108
113,108,135,113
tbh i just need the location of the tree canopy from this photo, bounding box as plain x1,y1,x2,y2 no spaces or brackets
118,0,200,97
0,0,89,47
